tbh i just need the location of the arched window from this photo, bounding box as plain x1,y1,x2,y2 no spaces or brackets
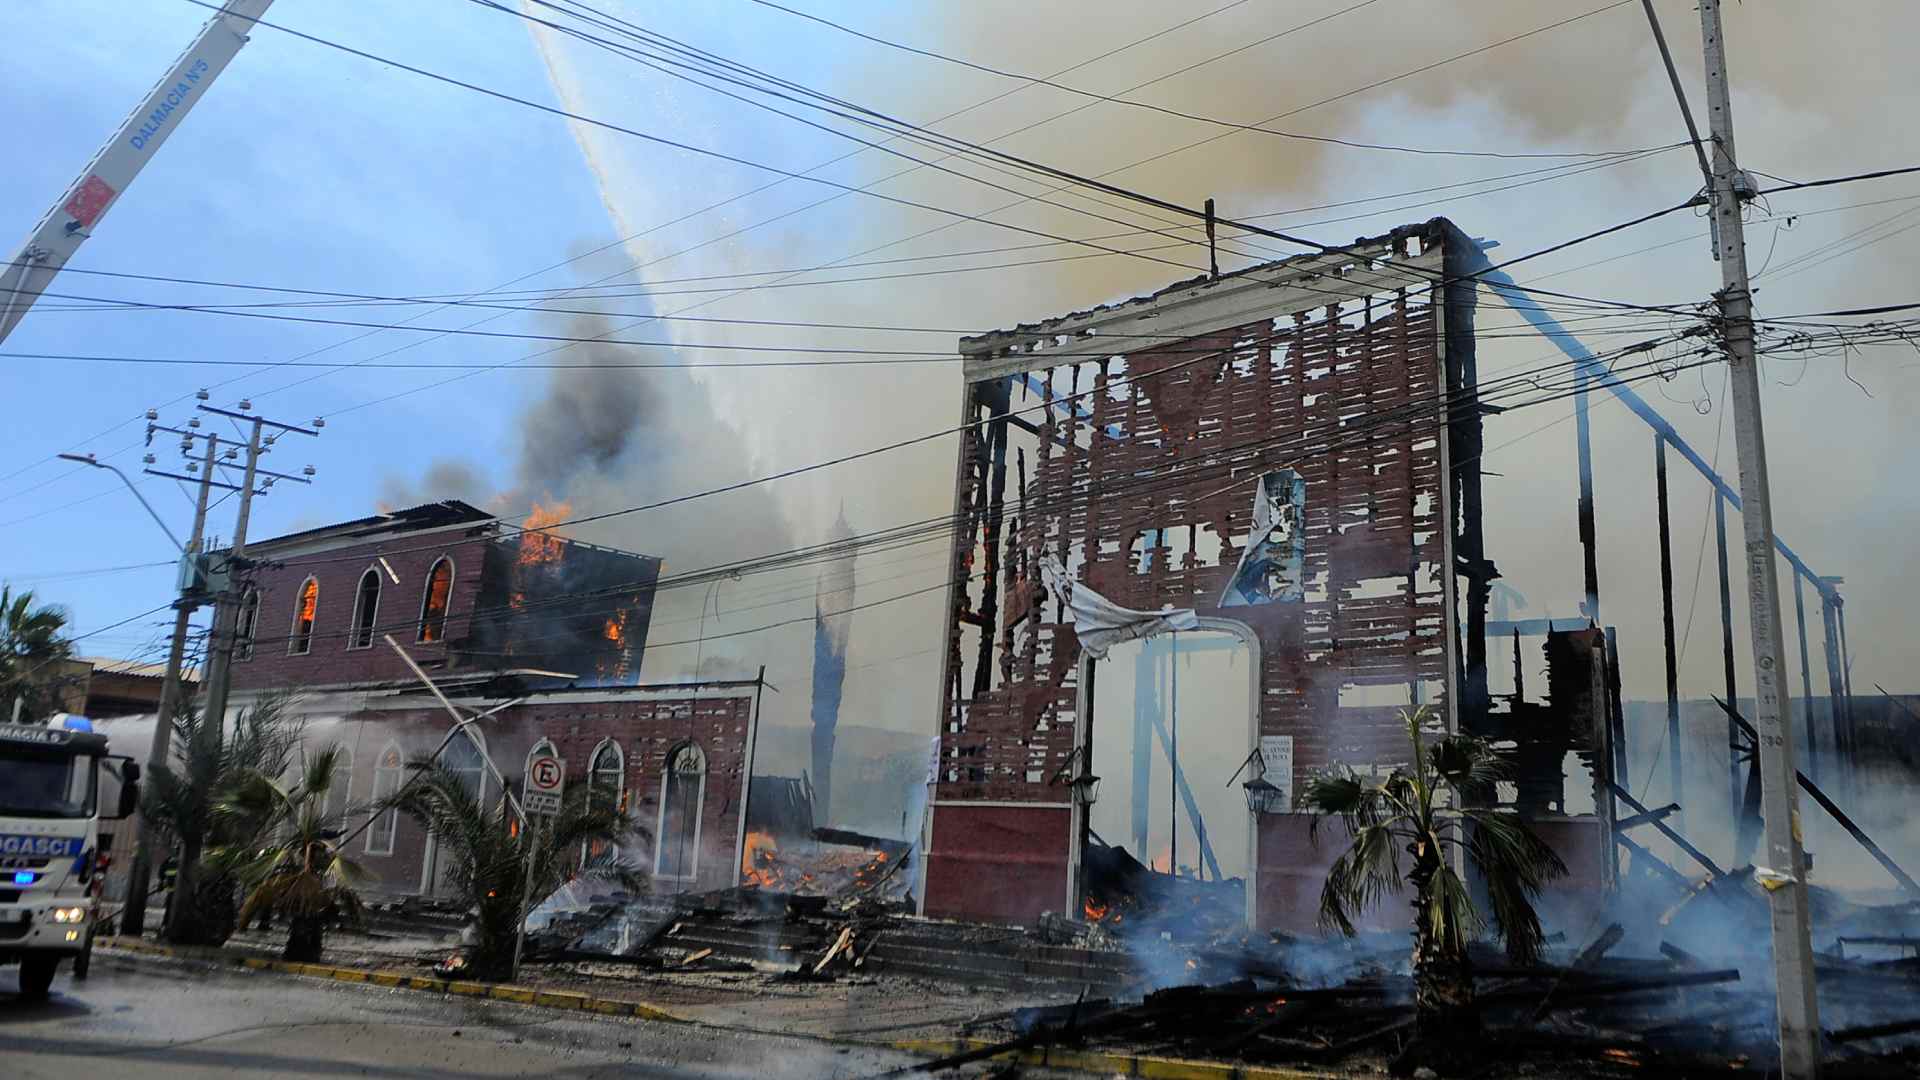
417,557,454,643
289,577,319,656
655,742,707,881
584,740,625,865
366,742,403,856
349,568,381,650
236,588,260,661
439,724,488,806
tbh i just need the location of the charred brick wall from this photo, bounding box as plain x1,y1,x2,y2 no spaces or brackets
938,295,1452,802
926,224,1477,924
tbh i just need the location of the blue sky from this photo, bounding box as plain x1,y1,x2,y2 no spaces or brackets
2,0,618,658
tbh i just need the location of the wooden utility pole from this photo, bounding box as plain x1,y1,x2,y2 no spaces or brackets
1694,1,1821,1072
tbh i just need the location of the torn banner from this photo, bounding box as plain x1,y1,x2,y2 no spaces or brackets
1219,468,1307,608
1041,555,1199,660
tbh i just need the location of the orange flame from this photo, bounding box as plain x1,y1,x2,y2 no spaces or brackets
512,501,571,609
741,829,781,887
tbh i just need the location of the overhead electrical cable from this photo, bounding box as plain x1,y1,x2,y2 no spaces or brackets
732,0,1657,161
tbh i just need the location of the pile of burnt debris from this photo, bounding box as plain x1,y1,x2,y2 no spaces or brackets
522,824,932,980
934,907,1920,1078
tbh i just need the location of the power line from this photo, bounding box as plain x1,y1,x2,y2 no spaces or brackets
226,340,1729,655
734,0,1656,161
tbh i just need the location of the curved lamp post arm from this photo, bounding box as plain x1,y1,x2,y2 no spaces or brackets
57,453,184,553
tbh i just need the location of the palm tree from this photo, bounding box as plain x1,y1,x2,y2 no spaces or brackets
141,694,303,945
216,743,367,961
1302,706,1567,1052
383,761,642,981
0,585,73,722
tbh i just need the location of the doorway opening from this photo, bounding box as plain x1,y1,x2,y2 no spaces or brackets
1076,625,1256,935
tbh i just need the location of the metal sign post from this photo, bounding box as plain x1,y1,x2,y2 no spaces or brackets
512,750,564,981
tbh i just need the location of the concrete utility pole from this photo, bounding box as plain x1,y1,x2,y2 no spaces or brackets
165,403,317,942
115,429,222,939
1693,1,1821,1072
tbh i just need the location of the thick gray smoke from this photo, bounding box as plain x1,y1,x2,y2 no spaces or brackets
390,3,1920,847
512,321,652,498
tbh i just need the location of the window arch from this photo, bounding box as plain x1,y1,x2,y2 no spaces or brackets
654,742,707,881
289,577,319,656
589,739,625,810
584,739,626,865
439,724,489,806
236,588,260,661
349,568,381,650
417,557,455,643
366,741,403,856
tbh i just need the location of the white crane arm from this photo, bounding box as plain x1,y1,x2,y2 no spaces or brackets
0,0,275,347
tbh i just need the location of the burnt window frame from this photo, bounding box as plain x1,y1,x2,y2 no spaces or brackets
348,567,381,651
417,556,455,643
236,587,260,661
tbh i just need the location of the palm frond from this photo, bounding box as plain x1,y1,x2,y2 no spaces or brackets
1464,809,1568,964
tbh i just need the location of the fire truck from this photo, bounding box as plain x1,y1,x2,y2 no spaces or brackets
0,718,139,999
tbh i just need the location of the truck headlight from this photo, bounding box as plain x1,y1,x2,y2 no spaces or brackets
51,906,87,924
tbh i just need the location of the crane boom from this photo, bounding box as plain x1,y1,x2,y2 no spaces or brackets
0,0,275,347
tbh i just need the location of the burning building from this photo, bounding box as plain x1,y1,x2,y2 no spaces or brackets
919,220,1621,930
213,500,762,898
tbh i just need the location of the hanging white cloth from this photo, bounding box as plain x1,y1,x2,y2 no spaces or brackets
1040,554,1200,660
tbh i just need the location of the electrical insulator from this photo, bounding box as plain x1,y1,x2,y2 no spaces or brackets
195,389,210,401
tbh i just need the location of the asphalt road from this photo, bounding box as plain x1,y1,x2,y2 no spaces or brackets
0,954,932,1078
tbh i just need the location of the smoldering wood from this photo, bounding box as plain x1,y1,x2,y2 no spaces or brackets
1609,782,1726,878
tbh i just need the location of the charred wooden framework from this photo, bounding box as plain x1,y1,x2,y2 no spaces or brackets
921,219,1524,926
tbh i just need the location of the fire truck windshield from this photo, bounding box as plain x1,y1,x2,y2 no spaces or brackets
0,753,97,818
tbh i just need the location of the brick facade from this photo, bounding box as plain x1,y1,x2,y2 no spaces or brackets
285,687,758,899
231,530,493,693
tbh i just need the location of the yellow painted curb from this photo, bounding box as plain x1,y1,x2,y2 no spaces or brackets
98,938,694,1028
889,1038,1338,1080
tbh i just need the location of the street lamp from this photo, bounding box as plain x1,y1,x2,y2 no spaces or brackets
1230,748,1289,815
57,453,184,553
1051,748,1101,807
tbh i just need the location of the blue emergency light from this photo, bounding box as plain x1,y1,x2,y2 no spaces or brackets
12,871,34,886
